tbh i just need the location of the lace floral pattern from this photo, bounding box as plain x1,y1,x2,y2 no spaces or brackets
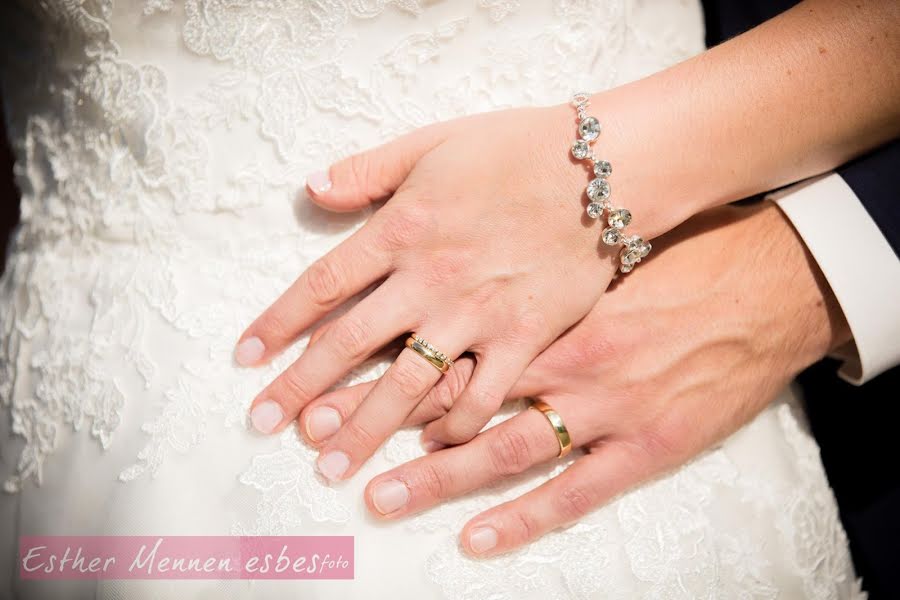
0,0,864,598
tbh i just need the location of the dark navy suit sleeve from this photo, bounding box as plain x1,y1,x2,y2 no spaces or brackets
837,140,900,258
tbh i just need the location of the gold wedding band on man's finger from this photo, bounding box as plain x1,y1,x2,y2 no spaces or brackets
528,398,573,459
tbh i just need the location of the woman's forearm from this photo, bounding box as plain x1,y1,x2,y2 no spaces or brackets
564,0,899,237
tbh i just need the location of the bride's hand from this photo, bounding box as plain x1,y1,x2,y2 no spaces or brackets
306,203,849,555
237,104,650,481
237,0,897,483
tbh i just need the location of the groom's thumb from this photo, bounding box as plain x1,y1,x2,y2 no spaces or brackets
305,124,447,212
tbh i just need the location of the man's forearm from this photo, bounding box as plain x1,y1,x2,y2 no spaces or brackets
572,0,899,237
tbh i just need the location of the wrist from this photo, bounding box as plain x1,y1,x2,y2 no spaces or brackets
574,86,712,241
755,202,852,366
672,203,851,381
548,97,655,274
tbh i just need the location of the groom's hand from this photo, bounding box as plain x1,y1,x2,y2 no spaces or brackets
304,202,850,556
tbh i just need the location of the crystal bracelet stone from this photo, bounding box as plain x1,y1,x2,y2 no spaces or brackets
570,92,650,274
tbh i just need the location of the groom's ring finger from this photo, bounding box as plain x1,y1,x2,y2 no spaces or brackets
315,330,469,482
364,399,582,518
529,399,573,458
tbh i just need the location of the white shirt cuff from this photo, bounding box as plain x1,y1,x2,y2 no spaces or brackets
769,173,900,385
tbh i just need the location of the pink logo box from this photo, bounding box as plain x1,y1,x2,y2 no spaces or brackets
19,536,353,580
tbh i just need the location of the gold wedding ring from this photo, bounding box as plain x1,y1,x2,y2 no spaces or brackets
529,398,572,458
405,334,454,374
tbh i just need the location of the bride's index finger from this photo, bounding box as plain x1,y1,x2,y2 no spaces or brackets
234,221,393,367
235,125,451,368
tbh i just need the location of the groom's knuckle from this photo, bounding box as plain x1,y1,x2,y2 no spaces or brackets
555,486,595,522
305,259,344,309
440,413,477,444
488,428,533,476
415,461,453,500
280,370,315,404
636,419,686,461
342,419,379,451
574,324,619,363
428,380,457,414
510,510,539,542
445,362,472,401
468,386,504,415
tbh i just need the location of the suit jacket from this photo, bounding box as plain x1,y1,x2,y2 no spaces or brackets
703,1,900,597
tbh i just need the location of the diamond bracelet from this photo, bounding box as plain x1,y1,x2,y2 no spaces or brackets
570,92,650,274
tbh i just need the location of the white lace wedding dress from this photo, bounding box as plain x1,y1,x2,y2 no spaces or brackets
0,1,864,598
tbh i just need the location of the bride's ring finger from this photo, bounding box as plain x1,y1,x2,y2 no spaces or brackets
405,334,454,373
298,356,478,446
315,329,470,482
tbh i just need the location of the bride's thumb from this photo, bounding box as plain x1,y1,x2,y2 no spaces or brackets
305,124,447,212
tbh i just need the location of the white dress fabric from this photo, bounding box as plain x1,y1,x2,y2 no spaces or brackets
0,1,864,598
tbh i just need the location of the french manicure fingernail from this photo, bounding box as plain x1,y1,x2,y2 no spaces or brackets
235,336,265,366
469,526,498,554
317,451,350,482
306,170,332,194
250,400,284,434
306,406,342,442
372,479,410,514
